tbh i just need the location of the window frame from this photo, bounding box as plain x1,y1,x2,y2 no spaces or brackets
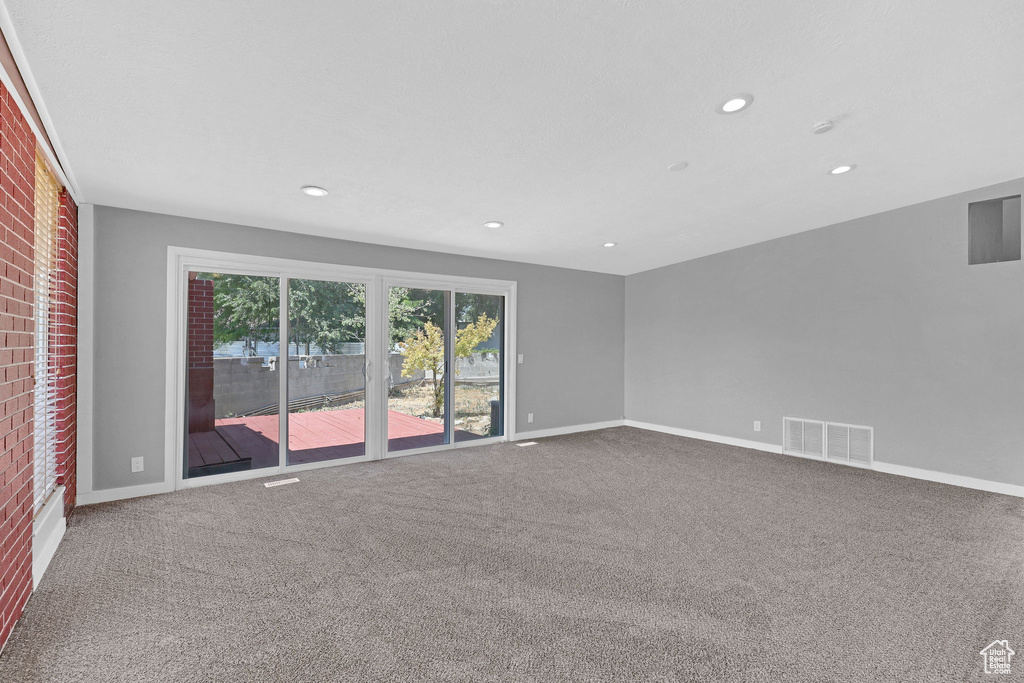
166,246,518,491
32,152,60,515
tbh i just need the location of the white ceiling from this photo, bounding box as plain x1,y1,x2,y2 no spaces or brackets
4,1,1024,275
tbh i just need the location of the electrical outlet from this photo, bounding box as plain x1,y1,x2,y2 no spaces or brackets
527,413,534,423
753,421,761,432
131,457,144,473
518,354,524,364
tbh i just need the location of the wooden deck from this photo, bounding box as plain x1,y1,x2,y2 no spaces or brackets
188,408,480,475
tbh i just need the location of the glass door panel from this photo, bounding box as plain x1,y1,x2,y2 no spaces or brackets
387,287,449,452
454,293,504,442
287,279,367,465
185,272,280,478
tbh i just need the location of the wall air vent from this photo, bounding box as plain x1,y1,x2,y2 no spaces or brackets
826,422,873,466
785,417,874,467
783,418,825,458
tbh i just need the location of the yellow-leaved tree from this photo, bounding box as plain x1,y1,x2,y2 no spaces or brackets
399,313,498,417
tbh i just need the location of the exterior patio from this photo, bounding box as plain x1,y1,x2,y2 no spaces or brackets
187,409,478,476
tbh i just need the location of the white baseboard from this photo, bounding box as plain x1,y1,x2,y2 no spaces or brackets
78,423,626,504
624,420,782,454
32,486,66,589
79,422,1024,503
515,419,625,441
625,420,1024,499
871,461,1024,498
77,481,175,506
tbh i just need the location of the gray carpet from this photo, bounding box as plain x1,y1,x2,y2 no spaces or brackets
1,427,1022,682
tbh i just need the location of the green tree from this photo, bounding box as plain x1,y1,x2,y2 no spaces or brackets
208,274,279,356
345,285,426,348
289,279,364,354
399,313,499,417
456,293,502,326
205,275,441,359
388,287,427,346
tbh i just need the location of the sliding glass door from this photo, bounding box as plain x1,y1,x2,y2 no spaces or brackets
176,253,514,485
287,278,368,464
185,271,281,479
384,287,505,454
454,293,504,442
387,287,448,453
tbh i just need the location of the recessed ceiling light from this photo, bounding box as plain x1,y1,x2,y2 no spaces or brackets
301,185,328,197
603,242,616,248
717,93,753,114
829,164,855,175
483,221,503,229
668,161,689,172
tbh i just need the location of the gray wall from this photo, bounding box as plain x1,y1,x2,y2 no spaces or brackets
92,206,625,491
626,177,1024,487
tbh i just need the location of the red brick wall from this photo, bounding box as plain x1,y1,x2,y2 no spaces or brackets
55,190,77,518
187,277,215,432
0,78,78,650
0,79,38,649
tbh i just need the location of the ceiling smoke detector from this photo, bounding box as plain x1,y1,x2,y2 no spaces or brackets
813,120,834,134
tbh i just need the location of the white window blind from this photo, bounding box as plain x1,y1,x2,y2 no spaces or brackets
33,153,60,515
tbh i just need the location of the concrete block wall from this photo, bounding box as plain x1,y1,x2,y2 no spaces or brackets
212,357,279,418
453,352,500,381
212,352,419,417
286,354,367,406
